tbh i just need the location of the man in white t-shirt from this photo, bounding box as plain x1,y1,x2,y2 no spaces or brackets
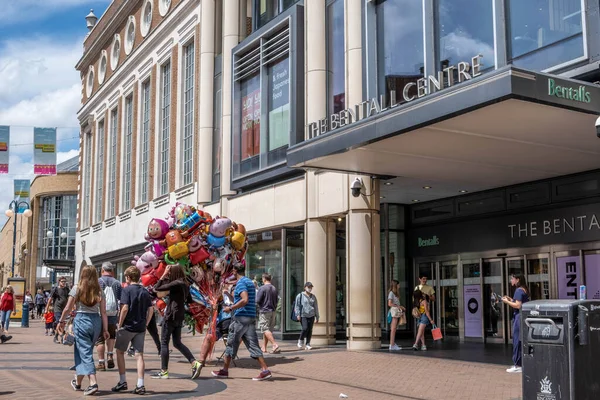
415,275,435,302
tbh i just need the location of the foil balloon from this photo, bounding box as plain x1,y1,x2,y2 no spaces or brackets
207,233,226,248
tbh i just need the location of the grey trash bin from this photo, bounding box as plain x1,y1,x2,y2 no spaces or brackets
521,300,600,400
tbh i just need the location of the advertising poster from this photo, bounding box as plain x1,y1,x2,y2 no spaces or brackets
240,76,261,160
33,127,57,175
13,179,30,213
464,285,482,337
268,58,290,150
8,278,25,320
585,254,600,299
557,256,581,299
0,125,9,173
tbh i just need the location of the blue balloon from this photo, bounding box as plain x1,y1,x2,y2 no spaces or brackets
207,233,226,248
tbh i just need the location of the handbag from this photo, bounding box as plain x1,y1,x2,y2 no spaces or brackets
63,320,75,346
411,306,421,319
398,312,407,326
387,310,392,325
290,294,302,322
431,324,443,341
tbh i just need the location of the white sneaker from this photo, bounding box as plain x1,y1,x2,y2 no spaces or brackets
305,344,312,350
420,345,427,351
389,344,401,351
506,366,522,373
297,340,303,349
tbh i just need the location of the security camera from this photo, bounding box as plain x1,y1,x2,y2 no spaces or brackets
596,116,600,138
351,177,363,198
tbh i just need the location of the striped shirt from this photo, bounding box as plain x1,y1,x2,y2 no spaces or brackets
233,276,256,318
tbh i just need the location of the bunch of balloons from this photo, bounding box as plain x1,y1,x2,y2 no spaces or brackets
131,202,248,334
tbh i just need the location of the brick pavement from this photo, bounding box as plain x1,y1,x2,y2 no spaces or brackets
0,319,523,400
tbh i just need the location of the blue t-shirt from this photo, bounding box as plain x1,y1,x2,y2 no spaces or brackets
233,276,256,318
513,287,529,317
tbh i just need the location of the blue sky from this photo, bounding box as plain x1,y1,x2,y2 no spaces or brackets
0,0,110,222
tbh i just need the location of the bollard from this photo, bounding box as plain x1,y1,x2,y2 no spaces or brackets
21,302,29,328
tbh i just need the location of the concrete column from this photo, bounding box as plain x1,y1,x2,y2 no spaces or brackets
344,0,362,106
197,0,215,203
305,219,337,345
347,177,381,350
305,0,327,140
220,0,240,196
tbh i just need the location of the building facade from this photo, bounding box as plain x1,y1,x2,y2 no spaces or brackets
77,0,600,349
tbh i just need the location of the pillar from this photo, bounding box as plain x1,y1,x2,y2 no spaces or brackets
347,177,381,350
197,0,215,203
305,219,337,345
220,0,240,197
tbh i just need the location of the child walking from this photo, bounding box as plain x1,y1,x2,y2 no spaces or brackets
44,310,55,336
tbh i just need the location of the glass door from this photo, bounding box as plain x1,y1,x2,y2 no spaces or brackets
439,261,459,337
462,260,482,339
505,257,524,340
482,259,504,342
526,254,550,300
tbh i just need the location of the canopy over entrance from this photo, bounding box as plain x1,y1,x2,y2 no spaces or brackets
288,67,600,203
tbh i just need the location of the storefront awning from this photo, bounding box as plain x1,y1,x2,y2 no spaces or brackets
288,67,600,201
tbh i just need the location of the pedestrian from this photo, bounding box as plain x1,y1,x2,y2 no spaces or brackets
57,265,109,396
127,301,162,358
414,274,435,302
388,279,406,351
294,282,319,350
211,263,272,381
46,277,70,344
196,287,233,375
35,289,46,318
0,286,16,334
412,289,434,351
111,266,154,395
96,262,122,372
44,309,55,336
502,273,530,374
151,264,202,380
256,273,280,354
25,290,34,319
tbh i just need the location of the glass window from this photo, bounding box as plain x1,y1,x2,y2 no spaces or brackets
212,72,222,202
377,0,424,103
247,229,283,331
440,261,459,337
38,195,77,267
327,0,345,114
159,61,171,196
285,227,304,331
123,95,133,211
255,0,300,30
108,108,118,218
237,73,261,176
267,57,290,165
95,121,104,223
507,0,584,70
528,256,550,300
82,133,92,229
181,42,195,186
437,0,494,72
140,80,151,204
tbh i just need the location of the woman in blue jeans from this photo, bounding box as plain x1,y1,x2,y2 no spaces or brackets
412,289,434,351
0,286,16,333
58,266,109,396
502,273,530,374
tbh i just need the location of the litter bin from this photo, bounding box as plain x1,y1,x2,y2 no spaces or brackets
21,302,29,328
521,300,600,400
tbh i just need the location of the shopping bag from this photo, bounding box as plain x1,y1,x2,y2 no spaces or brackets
387,310,392,325
398,312,407,326
431,324,443,341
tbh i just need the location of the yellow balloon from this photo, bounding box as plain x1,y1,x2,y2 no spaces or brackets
230,232,246,250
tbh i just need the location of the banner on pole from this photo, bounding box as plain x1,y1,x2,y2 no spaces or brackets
0,125,9,173
13,179,30,213
33,127,57,175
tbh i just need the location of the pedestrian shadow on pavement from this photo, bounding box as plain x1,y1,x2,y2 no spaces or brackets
0,392,16,396
228,356,303,368
89,376,227,398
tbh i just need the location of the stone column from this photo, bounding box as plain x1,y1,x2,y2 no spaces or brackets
347,177,381,350
305,219,337,345
220,0,240,197
197,0,215,203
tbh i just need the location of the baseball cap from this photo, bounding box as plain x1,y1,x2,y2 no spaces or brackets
304,282,313,288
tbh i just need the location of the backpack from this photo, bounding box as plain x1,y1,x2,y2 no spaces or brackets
411,300,422,319
290,293,302,322
102,278,118,317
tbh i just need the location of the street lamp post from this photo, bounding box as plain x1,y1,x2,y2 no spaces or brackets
5,201,32,278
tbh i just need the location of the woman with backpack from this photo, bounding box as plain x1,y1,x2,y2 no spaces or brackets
502,273,530,374
412,289,433,351
57,265,109,396
152,264,202,380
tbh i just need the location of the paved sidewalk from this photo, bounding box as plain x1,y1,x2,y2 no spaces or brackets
0,319,523,400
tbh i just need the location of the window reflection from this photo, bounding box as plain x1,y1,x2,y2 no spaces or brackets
39,195,77,265
507,0,583,69
377,0,424,103
437,0,494,71
327,0,345,114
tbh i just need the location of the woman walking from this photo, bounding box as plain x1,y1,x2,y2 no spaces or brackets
294,282,319,350
388,280,405,351
57,265,109,396
35,289,46,318
0,286,16,334
502,273,530,373
152,264,202,380
412,290,433,351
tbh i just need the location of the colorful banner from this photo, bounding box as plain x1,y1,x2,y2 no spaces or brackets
33,127,57,175
8,278,25,320
557,256,581,299
0,125,9,173
585,254,600,300
13,179,30,213
464,285,482,337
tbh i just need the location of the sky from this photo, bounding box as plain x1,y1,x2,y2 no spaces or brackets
0,0,110,224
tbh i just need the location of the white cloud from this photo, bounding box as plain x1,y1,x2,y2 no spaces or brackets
58,149,79,164
0,0,110,26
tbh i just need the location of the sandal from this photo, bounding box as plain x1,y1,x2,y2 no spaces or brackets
271,346,281,354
